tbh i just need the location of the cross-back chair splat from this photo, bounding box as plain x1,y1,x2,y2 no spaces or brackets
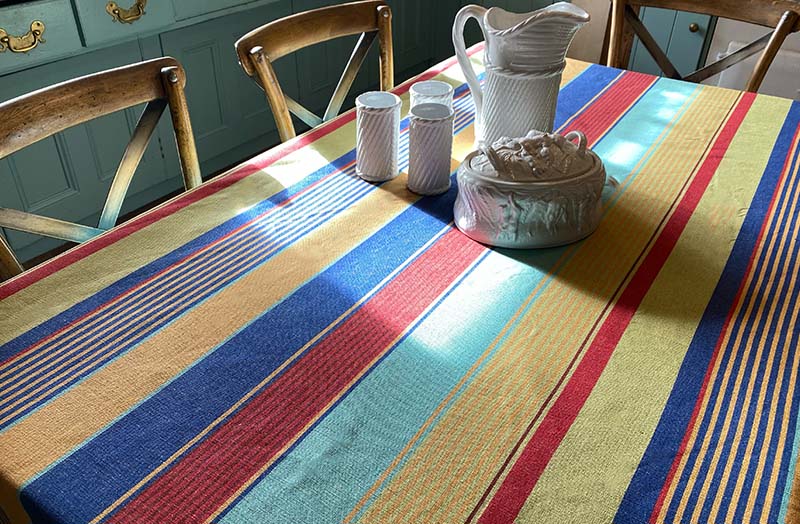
0,57,202,282
607,0,800,92
235,0,394,143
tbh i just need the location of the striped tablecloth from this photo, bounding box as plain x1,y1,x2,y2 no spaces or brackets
2,44,800,524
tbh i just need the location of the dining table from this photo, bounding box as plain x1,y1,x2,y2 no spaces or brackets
1,42,799,524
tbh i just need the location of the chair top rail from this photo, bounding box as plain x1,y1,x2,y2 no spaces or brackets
235,0,385,76
0,57,184,158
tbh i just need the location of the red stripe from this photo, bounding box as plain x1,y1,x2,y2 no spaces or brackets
647,109,800,523
0,44,485,301
563,71,656,145
106,229,485,524
478,92,756,524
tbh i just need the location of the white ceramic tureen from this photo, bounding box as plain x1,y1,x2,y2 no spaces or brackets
454,129,606,248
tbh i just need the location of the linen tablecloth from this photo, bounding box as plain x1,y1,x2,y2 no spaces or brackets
1,44,800,524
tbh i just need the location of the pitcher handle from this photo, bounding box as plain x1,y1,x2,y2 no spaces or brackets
452,5,487,117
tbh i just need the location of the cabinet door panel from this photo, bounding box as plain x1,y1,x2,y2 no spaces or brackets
160,1,296,166
385,0,433,75
74,0,176,47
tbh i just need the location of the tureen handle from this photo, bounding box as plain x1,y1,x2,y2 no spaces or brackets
564,130,587,156
480,145,506,174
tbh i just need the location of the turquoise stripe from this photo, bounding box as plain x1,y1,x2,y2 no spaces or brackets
220,71,706,524
219,250,556,524
779,416,800,521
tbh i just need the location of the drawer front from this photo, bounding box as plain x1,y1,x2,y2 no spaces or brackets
74,0,176,47
172,0,259,21
0,0,82,76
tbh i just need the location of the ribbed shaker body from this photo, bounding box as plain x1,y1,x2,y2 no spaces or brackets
479,66,560,146
408,103,454,196
355,92,401,182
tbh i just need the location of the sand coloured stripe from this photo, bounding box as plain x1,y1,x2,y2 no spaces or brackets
651,113,800,524
661,112,800,523
710,130,800,523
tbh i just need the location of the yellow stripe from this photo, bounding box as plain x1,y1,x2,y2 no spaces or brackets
667,123,800,523
708,131,800,522
0,173,419,524
516,94,790,524
353,86,736,524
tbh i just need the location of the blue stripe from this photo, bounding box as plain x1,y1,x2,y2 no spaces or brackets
614,100,800,524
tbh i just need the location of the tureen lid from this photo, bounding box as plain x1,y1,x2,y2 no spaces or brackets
468,130,595,182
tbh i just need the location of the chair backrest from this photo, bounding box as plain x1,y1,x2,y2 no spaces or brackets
235,0,394,142
607,0,800,91
0,56,202,282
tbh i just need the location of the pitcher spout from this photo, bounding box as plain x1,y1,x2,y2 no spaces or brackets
484,2,590,74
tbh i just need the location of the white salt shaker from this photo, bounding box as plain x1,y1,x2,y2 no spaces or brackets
410,80,454,109
408,103,454,195
355,91,402,182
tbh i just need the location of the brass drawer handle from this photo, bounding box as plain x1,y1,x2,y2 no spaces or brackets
0,21,46,54
106,0,147,24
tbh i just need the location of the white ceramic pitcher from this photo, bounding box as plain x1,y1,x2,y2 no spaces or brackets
452,2,589,146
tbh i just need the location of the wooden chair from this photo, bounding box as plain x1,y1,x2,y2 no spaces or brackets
607,0,800,92
0,57,202,282
235,0,394,143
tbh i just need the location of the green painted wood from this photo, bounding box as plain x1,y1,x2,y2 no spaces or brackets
0,40,174,261
0,0,82,76
73,0,176,47
172,0,266,21
630,7,712,77
160,1,296,169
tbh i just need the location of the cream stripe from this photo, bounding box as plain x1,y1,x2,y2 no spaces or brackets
516,95,786,524
656,97,791,523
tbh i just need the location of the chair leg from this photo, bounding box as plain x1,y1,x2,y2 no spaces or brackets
377,4,394,91
0,233,24,281
250,46,296,142
607,0,627,68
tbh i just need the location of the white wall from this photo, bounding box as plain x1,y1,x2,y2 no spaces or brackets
703,18,800,100
567,0,609,64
